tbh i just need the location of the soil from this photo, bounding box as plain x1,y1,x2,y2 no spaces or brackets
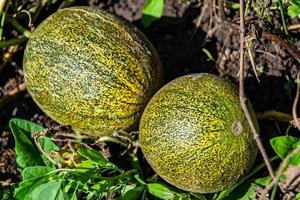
0,0,299,198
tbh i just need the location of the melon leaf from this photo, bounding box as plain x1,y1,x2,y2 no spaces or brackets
142,0,164,27
270,136,299,159
9,118,45,169
146,183,174,200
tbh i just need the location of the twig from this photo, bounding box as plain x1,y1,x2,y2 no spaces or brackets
288,24,300,31
192,0,209,38
245,36,260,82
292,71,300,131
55,132,97,140
239,0,276,188
261,32,300,62
0,44,18,72
33,131,61,168
0,82,26,109
255,49,276,58
218,0,225,21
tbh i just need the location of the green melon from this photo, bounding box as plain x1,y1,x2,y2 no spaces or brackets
139,73,258,193
23,6,162,135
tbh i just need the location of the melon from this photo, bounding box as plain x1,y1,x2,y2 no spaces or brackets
23,6,162,135
139,73,258,193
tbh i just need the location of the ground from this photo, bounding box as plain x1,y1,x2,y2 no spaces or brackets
0,0,299,199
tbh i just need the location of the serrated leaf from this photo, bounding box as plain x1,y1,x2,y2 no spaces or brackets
142,0,164,27
147,183,174,200
22,166,53,181
30,181,64,200
270,136,299,159
9,118,45,169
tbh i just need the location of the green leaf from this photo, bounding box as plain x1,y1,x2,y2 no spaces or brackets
9,118,45,169
22,166,54,181
75,160,96,173
296,192,300,200
146,183,174,200
238,184,256,200
255,176,272,187
38,137,60,167
70,183,78,200
202,48,216,62
270,136,299,159
142,0,164,27
14,176,50,200
30,181,65,200
78,146,108,166
288,152,300,165
288,4,300,18
118,186,144,200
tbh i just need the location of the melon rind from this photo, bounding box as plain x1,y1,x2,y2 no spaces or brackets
139,73,258,193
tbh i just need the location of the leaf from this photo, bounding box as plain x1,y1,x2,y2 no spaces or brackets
78,146,108,166
296,192,300,200
14,176,50,200
270,136,299,159
146,183,174,200
255,176,272,187
238,184,256,200
70,186,78,200
75,160,96,173
202,48,216,62
118,186,144,200
288,4,300,18
22,166,54,181
142,0,164,27
38,137,60,167
30,181,65,200
9,118,45,169
288,152,300,165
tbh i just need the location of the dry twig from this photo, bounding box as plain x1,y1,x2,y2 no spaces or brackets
239,0,276,192
261,32,300,61
0,82,26,109
292,71,300,131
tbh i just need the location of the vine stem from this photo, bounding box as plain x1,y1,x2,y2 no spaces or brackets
238,0,276,186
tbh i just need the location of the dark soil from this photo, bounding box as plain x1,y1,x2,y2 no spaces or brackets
0,0,299,196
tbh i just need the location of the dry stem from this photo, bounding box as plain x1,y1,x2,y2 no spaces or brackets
239,0,276,189
0,82,26,109
292,71,300,131
261,32,300,61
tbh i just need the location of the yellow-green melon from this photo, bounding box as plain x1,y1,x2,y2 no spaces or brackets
139,73,258,193
23,6,162,135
